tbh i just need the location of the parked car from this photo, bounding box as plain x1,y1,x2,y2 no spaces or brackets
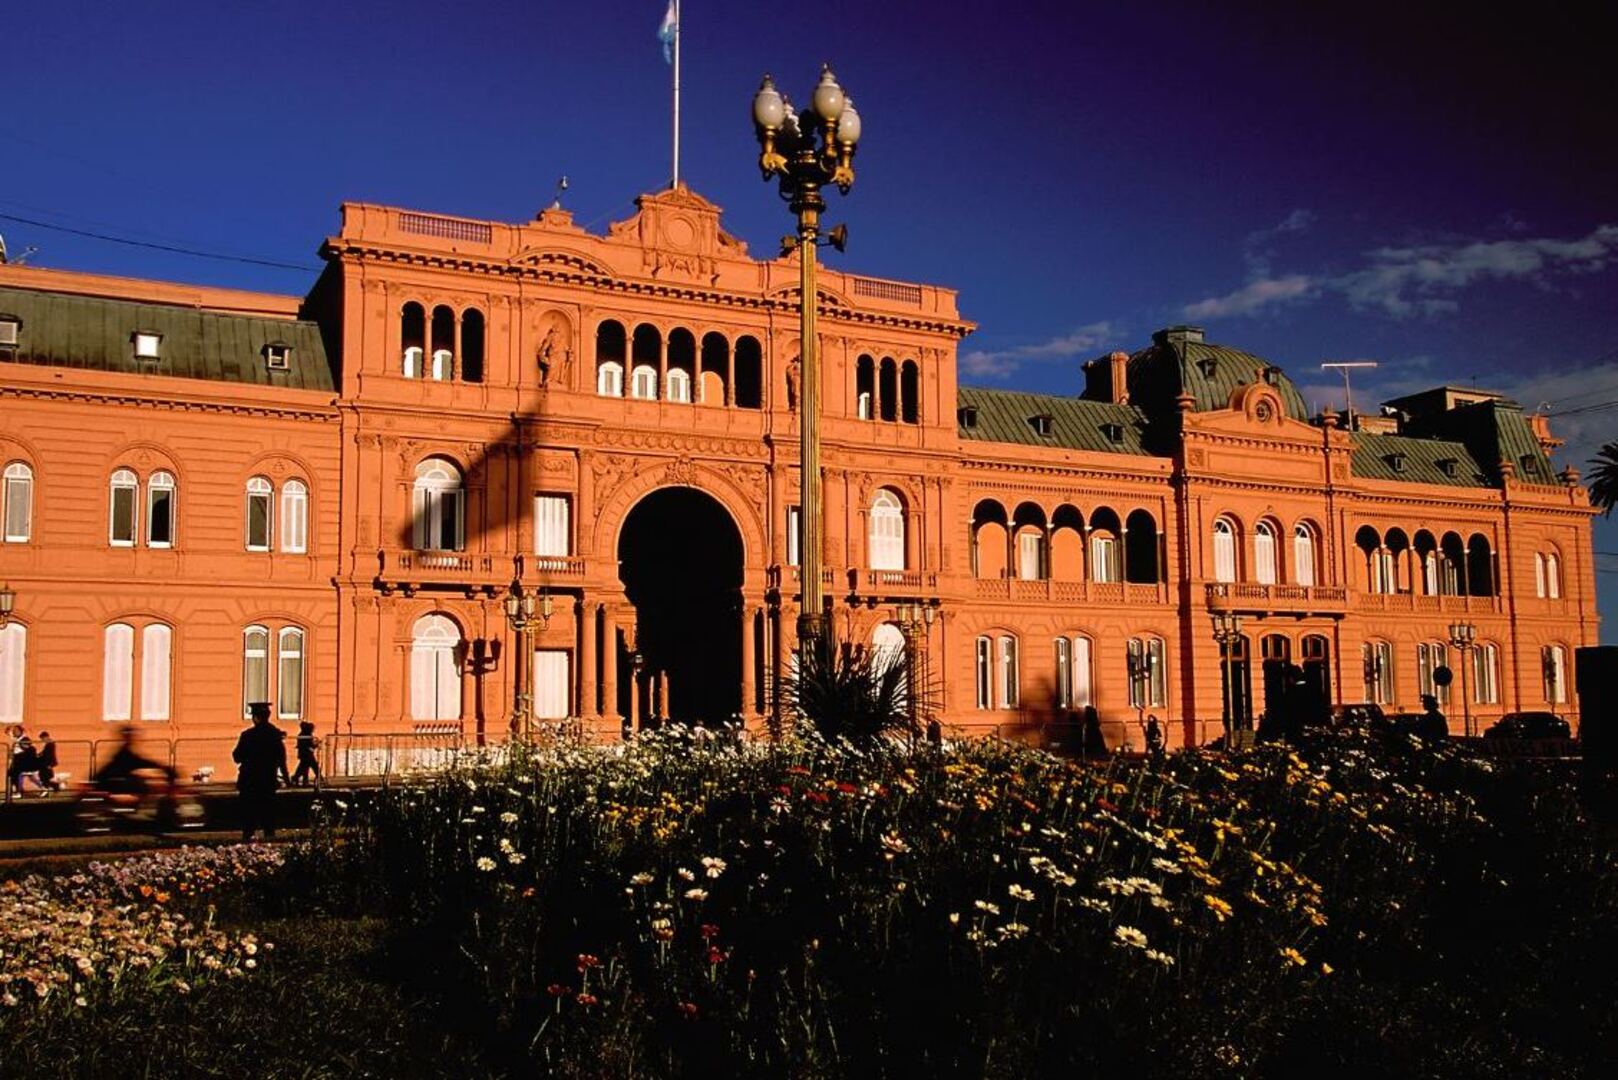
1483,712,1571,740
1329,703,1385,731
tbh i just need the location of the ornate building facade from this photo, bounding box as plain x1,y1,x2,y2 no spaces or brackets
0,186,1599,768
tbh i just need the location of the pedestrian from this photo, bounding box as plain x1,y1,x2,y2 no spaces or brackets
291,721,321,787
233,702,289,840
7,726,37,796
34,730,60,792
1418,694,1448,741
1145,714,1165,762
1082,705,1107,758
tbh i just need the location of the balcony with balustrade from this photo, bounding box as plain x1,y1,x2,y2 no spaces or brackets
1204,581,1349,617
974,578,1169,605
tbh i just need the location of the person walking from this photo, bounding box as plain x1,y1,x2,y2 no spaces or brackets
291,721,321,787
7,727,38,796
233,702,288,841
34,731,60,792
1145,714,1165,763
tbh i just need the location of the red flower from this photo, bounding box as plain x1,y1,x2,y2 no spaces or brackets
576,992,599,1007
707,947,726,965
677,1001,700,1019
778,785,793,796
806,791,831,804
837,782,859,795
699,923,721,940
546,983,569,997
1096,797,1121,813
576,953,601,972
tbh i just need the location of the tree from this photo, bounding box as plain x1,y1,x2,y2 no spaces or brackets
1590,440,1618,516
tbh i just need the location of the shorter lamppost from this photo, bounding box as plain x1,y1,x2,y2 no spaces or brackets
892,599,938,735
1447,621,1476,737
0,583,14,629
1127,647,1157,748
502,568,552,742
1210,612,1245,748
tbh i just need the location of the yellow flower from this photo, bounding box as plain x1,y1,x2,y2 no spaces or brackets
1279,947,1307,967
1202,895,1234,921
1320,962,1334,975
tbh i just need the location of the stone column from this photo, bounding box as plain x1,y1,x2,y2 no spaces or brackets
578,599,595,719
601,605,619,727
741,604,757,717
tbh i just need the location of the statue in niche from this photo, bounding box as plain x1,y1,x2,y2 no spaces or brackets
786,357,801,412
535,324,573,389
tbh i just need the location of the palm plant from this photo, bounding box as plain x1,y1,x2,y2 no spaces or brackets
1589,440,1618,516
777,637,928,745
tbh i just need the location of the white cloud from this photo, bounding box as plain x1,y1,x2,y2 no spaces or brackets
1244,209,1316,277
1183,275,1314,320
960,321,1117,379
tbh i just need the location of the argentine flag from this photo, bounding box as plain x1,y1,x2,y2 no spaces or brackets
657,1,678,65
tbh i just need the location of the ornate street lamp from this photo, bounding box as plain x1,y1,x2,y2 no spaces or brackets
891,599,938,735
752,66,861,665
1210,612,1245,748
0,583,14,629
502,561,552,741
1448,621,1476,736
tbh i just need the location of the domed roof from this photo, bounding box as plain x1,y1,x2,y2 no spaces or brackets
1126,326,1309,421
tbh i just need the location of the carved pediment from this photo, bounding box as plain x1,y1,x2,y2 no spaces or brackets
511,246,614,278
605,184,747,281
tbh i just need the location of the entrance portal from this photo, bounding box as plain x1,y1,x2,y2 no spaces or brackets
617,487,743,726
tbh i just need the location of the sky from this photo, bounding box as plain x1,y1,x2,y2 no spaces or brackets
4,0,1615,635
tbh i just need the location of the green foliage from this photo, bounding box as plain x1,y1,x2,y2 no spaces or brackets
1588,439,1618,515
778,637,921,744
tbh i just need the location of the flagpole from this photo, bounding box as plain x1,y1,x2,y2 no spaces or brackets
671,0,681,187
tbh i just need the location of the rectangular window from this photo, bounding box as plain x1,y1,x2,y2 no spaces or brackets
278,629,304,720
1091,536,1118,584
147,486,174,547
1074,636,1093,707
1418,642,1450,704
139,624,171,721
3,473,30,542
975,637,992,710
133,332,161,360
0,624,25,724
1363,641,1394,705
998,636,1019,709
247,490,271,551
1474,644,1499,705
534,495,571,559
786,506,801,567
1055,638,1072,708
281,483,308,553
1148,638,1166,708
1544,646,1566,704
103,624,134,721
1129,639,1164,708
111,484,136,546
533,649,571,720
1018,531,1042,581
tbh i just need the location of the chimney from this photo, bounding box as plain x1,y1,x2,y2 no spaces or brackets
1107,350,1128,404
1083,351,1131,404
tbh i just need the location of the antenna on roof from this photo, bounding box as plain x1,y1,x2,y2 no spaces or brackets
547,176,570,212
1320,361,1378,426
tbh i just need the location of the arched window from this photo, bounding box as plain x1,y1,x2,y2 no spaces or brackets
871,622,906,667
140,623,172,721
1127,636,1166,708
879,358,898,422
281,479,308,554
630,364,658,400
1212,518,1237,583
1534,552,1547,597
734,336,763,409
412,459,464,552
975,635,1019,709
242,625,270,716
2,462,32,543
1090,532,1120,584
1125,510,1161,585
0,622,26,723
102,623,138,721
1473,642,1500,705
1012,503,1047,581
1362,640,1394,705
1417,641,1450,705
1543,644,1567,704
700,332,730,406
146,471,176,548
460,309,485,383
430,305,455,381
109,468,138,546
1293,523,1316,586
666,367,692,403
277,627,305,721
998,635,1019,708
1546,552,1561,599
597,361,624,397
400,302,425,378
411,614,462,723
868,489,905,571
246,476,273,552
900,360,920,424
1055,635,1093,709
856,355,874,420
1254,521,1278,585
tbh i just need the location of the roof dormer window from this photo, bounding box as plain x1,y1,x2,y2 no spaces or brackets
0,315,19,352
264,342,292,371
1195,356,1218,378
958,406,978,429
1385,452,1407,474
1437,458,1458,478
1101,422,1125,444
1519,454,1536,477
1029,413,1053,437
1262,364,1282,386
132,331,162,361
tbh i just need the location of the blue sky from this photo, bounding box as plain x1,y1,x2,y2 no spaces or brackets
4,0,1614,635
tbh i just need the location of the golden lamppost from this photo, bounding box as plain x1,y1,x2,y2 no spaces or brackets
892,599,938,734
1210,611,1245,749
1448,621,1476,737
502,557,552,742
0,583,14,629
752,65,861,662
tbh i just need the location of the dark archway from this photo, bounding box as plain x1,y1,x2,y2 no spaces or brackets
617,487,743,726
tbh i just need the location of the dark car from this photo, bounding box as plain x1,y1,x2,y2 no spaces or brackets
1483,711,1571,740
1330,703,1385,731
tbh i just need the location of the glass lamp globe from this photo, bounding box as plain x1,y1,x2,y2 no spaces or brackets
752,75,785,130
811,66,846,122
836,98,861,145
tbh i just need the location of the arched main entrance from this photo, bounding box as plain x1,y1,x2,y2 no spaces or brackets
617,487,744,726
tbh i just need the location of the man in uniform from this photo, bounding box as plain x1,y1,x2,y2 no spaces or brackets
233,701,288,840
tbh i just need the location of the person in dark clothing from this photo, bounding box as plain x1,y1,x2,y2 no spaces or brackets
1418,694,1448,741
233,702,289,840
1144,714,1165,762
1082,705,1107,759
93,725,171,797
291,721,321,787
7,728,37,795
34,731,59,792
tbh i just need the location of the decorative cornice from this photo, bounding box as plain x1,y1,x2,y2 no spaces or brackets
0,384,338,423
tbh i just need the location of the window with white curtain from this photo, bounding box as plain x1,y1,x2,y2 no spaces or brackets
0,623,26,723
1372,548,1396,594
534,495,571,561
1254,521,1277,585
3,462,32,543
1424,551,1440,596
412,460,465,551
871,623,906,668
1089,534,1119,583
975,636,992,709
243,626,270,716
868,489,905,571
533,649,571,719
140,624,172,721
246,476,273,551
630,364,658,400
430,349,453,381
1293,524,1316,587
277,628,305,720
103,623,135,721
997,635,1019,709
786,506,801,567
1363,640,1394,705
857,391,873,420
1534,552,1547,597
1055,635,1093,709
110,469,138,546
1127,636,1166,708
411,614,462,723
1543,644,1567,704
666,368,691,403
1017,530,1043,581
597,361,624,397
1473,643,1499,705
1546,553,1561,599
281,480,308,553
1212,518,1236,583
1417,642,1449,704
146,471,176,548
402,346,423,379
